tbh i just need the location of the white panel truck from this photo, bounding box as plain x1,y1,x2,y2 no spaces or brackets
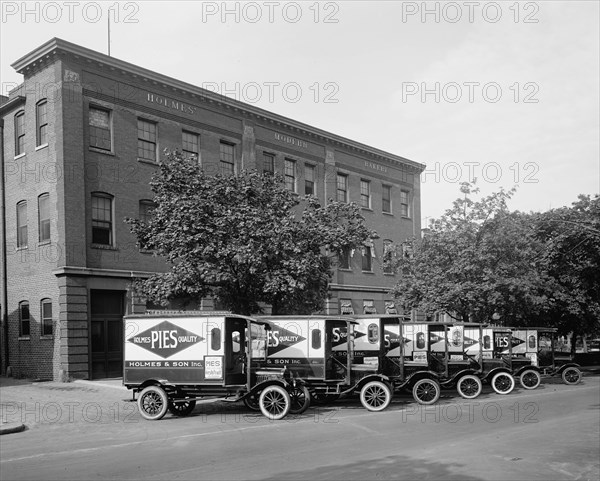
123,312,293,420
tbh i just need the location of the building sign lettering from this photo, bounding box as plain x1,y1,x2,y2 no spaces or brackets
147,92,197,115
364,161,387,173
274,132,308,149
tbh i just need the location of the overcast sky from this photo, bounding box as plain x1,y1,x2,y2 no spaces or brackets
1,0,598,223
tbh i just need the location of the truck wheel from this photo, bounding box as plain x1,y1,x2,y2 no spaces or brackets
243,392,261,411
138,385,169,420
289,385,310,415
168,399,196,417
491,372,515,394
412,379,440,405
259,385,291,420
519,369,541,390
457,375,482,399
562,367,582,385
360,381,392,412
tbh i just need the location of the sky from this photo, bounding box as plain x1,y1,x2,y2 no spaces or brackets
1,0,598,224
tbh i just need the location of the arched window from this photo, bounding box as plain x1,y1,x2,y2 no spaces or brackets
38,193,50,242
16,201,28,248
15,111,25,155
36,99,48,146
41,298,53,336
19,301,30,337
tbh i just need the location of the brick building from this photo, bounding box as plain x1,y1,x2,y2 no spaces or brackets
0,38,425,380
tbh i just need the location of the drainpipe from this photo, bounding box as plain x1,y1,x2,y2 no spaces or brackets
0,118,9,374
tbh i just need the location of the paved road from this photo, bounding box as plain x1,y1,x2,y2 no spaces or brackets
1,376,599,480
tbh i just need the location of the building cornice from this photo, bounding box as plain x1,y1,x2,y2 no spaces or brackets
0,96,26,116
12,38,425,173
52,266,155,279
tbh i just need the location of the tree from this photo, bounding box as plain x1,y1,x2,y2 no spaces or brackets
389,182,552,323
126,150,376,315
529,194,600,349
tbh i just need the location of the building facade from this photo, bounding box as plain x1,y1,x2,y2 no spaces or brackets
0,38,425,380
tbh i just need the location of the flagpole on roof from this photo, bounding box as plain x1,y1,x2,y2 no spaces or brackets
108,14,111,56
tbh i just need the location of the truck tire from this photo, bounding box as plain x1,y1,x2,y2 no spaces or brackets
138,385,169,420
259,385,291,420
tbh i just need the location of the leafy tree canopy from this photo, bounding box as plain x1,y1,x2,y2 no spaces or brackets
127,150,376,315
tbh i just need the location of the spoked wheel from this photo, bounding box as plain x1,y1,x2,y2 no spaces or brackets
259,385,291,420
519,369,542,390
456,375,483,399
310,392,340,405
168,398,196,417
562,367,582,385
138,385,169,420
360,381,392,412
243,392,261,411
491,372,515,394
289,385,311,415
412,379,441,405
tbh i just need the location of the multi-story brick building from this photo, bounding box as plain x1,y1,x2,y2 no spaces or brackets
0,38,425,380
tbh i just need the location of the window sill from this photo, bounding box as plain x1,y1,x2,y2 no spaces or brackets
338,268,352,272
40,335,54,340
139,249,157,255
138,158,159,166
38,240,51,247
18,336,30,341
382,212,394,216
401,216,412,220
14,153,26,160
382,272,396,276
361,207,373,212
89,147,115,156
35,143,49,151
16,246,28,251
91,244,117,250
362,271,375,275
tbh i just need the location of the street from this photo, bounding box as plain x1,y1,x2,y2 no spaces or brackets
1,376,599,480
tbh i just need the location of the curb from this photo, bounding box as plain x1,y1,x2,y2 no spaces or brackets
0,422,26,435
73,379,129,392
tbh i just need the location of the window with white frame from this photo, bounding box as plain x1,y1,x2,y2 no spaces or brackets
36,99,48,146
19,301,30,337
15,111,25,156
400,190,411,217
91,193,113,246
360,180,371,208
182,131,199,159
284,159,296,192
305,164,316,196
138,119,157,161
89,106,112,151
41,298,53,336
337,173,348,203
220,142,235,175
38,193,50,242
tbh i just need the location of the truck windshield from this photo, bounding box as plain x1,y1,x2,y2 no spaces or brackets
249,323,267,359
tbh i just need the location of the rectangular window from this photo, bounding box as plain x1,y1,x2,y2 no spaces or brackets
15,112,25,156
220,142,235,175
383,240,393,274
382,185,392,213
41,299,53,336
89,107,112,151
360,180,371,208
19,302,30,337
400,190,410,217
340,299,354,315
37,100,48,146
139,200,156,224
337,173,348,203
182,131,199,159
338,247,351,270
284,159,296,192
305,164,315,196
38,194,50,242
16,201,27,248
362,246,373,272
92,194,113,245
137,119,157,161
263,152,274,174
